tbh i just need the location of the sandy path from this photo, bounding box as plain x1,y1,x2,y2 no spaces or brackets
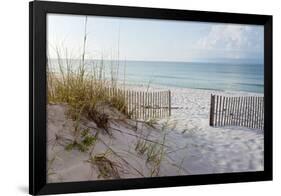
155,86,264,174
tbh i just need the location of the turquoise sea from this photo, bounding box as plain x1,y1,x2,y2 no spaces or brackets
50,59,264,93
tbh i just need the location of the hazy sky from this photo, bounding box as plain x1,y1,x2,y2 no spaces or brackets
47,14,264,63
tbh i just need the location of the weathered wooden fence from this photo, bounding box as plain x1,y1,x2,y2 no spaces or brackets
106,88,171,120
209,94,264,130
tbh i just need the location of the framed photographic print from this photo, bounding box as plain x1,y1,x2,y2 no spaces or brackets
29,1,272,195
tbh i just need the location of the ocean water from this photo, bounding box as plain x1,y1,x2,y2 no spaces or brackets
49,59,264,93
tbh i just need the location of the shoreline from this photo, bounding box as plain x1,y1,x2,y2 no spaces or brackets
48,68,264,95
118,81,264,97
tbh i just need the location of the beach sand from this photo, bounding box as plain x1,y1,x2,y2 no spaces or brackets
47,85,264,183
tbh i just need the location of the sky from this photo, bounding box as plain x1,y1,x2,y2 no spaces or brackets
47,14,264,63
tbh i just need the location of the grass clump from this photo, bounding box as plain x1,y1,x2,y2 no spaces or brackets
48,61,129,121
65,128,98,153
135,139,148,155
145,118,158,128
134,132,167,177
146,143,159,163
135,140,164,165
150,133,166,176
87,150,120,179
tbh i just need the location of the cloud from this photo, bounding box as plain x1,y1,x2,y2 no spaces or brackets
196,24,263,59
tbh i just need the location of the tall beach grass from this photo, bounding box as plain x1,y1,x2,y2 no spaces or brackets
47,16,128,121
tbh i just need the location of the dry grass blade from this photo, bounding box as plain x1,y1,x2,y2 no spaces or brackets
88,150,120,179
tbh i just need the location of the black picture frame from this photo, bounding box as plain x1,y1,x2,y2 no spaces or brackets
29,1,273,195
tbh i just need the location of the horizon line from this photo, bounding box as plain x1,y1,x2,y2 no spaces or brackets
48,58,264,64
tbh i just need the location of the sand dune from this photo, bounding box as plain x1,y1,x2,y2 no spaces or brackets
47,86,264,183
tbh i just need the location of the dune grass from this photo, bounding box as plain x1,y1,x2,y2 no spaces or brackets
65,128,99,153
134,131,167,177
47,59,128,119
87,149,121,179
47,16,128,122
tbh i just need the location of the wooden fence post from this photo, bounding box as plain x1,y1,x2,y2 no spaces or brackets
224,97,229,126
215,95,218,126
209,94,215,126
168,90,171,116
222,97,225,126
